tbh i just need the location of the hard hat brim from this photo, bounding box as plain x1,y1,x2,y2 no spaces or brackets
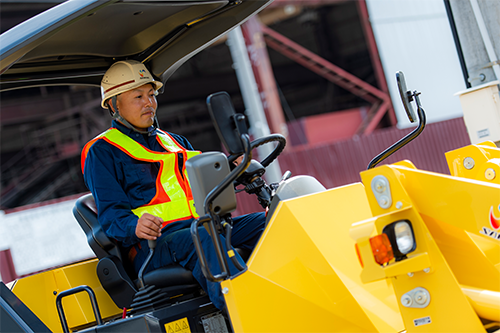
101,80,163,109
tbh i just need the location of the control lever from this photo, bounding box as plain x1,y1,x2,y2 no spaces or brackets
137,239,157,289
271,170,292,197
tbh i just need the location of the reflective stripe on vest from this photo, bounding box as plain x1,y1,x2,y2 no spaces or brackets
82,128,200,227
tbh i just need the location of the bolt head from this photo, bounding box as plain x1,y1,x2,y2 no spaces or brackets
374,179,386,193
485,168,496,180
396,201,403,209
414,290,428,305
401,295,412,307
423,267,430,273
463,157,475,170
222,287,229,294
407,272,414,277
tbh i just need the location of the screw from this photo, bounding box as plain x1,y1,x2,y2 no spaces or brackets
53,291,57,295
485,168,496,180
374,179,386,193
414,290,428,305
463,157,475,170
380,197,388,206
423,267,430,273
396,201,403,209
407,272,414,277
401,295,412,307
222,287,229,294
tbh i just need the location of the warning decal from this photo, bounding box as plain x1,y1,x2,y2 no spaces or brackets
164,317,191,333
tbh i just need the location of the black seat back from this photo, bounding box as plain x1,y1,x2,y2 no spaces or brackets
73,193,122,260
72,194,199,310
73,194,138,308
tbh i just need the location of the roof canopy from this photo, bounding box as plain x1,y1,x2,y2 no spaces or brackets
0,0,272,92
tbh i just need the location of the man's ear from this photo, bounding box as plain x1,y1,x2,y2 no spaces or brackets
107,96,120,115
106,98,116,117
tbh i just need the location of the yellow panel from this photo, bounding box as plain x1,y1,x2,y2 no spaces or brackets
389,165,500,291
223,183,404,332
357,165,490,332
445,142,500,185
12,259,121,332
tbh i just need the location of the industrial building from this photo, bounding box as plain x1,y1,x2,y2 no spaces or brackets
1,0,478,212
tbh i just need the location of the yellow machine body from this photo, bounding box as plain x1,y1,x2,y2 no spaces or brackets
9,142,500,332
223,141,500,332
350,142,500,332
222,183,404,332
10,259,121,332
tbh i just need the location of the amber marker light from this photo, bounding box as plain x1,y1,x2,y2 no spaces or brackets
369,233,394,265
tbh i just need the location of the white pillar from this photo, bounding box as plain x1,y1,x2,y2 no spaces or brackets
227,26,282,183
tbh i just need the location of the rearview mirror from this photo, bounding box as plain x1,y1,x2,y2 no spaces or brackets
396,71,417,123
206,92,248,155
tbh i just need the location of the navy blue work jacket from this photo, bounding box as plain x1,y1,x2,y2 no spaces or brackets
83,120,194,248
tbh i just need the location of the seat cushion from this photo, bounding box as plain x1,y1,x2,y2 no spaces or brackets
140,265,197,289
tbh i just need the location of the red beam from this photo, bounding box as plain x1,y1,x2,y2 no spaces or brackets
241,17,288,139
356,0,397,126
0,249,18,283
261,24,393,135
261,24,388,103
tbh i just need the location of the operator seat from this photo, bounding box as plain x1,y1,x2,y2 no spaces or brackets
73,193,199,309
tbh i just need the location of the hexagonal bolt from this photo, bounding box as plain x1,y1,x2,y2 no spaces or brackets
380,196,389,206
401,295,413,307
374,179,387,193
463,157,475,170
414,290,429,305
485,168,496,181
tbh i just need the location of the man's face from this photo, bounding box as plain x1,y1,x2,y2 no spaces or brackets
115,84,157,130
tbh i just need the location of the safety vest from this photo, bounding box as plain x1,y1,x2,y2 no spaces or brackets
82,128,200,227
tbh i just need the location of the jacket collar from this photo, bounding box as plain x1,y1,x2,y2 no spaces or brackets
112,119,158,138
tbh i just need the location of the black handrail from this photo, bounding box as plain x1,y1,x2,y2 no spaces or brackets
56,285,103,333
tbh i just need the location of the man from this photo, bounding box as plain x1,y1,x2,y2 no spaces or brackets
82,60,265,310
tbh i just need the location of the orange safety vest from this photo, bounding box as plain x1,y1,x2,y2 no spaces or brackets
82,128,200,227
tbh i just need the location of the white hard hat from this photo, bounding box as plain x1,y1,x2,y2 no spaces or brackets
100,60,163,109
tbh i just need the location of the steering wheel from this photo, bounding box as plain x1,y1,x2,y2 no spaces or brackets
228,134,286,167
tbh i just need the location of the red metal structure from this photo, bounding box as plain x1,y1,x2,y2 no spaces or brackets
261,23,393,135
356,0,396,126
241,16,288,139
0,249,18,283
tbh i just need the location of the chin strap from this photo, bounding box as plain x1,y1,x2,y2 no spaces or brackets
110,96,157,136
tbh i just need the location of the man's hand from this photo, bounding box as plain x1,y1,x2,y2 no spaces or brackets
135,213,163,240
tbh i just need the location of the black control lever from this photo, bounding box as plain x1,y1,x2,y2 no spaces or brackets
137,239,157,289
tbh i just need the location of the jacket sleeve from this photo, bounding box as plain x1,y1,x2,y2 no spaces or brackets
83,141,140,248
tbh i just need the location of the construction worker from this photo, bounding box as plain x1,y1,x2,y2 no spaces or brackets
81,60,265,310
